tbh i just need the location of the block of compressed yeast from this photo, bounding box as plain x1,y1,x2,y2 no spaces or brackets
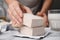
23,13,44,27
20,26,45,36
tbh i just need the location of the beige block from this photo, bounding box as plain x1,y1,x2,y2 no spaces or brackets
20,26,45,36
23,13,44,27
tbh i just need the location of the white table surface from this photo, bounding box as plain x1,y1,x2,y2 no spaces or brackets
0,28,60,40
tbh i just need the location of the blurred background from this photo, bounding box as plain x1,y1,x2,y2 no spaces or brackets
51,0,60,9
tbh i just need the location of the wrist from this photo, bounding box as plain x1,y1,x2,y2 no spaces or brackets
39,10,48,14
5,0,17,5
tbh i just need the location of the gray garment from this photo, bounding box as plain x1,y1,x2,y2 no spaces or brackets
19,0,40,8
18,0,44,14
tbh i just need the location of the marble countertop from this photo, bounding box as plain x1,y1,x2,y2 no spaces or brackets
0,28,60,40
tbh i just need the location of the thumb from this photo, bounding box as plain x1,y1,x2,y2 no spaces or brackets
37,12,44,17
23,6,32,13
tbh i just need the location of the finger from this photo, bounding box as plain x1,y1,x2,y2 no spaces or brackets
7,8,21,25
11,21,16,26
23,6,32,13
43,13,48,26
15,23,22,28
14,3,23,18
9,5,23,23
7,9,17,25
37,12,40,16
13,4,23,22
37,12,43,17
13,6,23,23
37,12,41,16
11,20,22,28
8,9,17,27
44,14,48,23
8,2,23,23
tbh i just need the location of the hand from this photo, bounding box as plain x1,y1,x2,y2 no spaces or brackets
37,12,48,27
7,0,32,28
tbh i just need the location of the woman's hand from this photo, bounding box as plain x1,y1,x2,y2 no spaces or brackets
7,0,32,28
37,12,48,27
